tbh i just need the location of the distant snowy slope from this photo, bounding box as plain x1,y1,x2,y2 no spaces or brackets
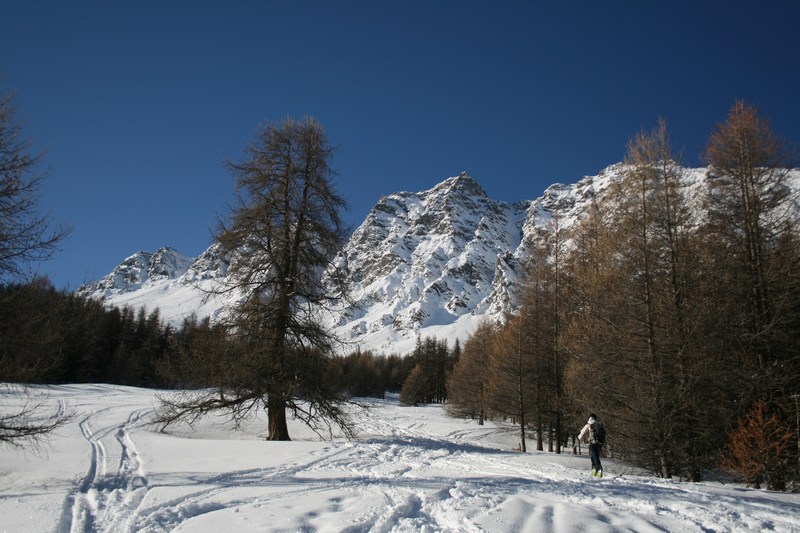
77,167,800,354
76,243,232,324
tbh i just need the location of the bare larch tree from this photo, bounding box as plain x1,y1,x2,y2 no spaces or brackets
0,88,71,447
155,117,354,440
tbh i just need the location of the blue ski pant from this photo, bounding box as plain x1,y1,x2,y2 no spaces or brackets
589,443,602,471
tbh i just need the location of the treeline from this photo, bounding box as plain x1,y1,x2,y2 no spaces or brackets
0,277,464,403
0,279,172,386
292,337,458,402
446,103,800,490
0,279,440,396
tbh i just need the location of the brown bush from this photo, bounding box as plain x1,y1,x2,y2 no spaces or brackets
720,400,792,490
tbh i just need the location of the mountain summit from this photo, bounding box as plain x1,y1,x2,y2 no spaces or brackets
325,172,529,352
82,247,193,299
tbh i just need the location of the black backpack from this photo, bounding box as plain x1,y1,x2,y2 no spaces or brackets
591,422,606,446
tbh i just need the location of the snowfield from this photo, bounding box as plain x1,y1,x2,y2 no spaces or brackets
1,385,798,532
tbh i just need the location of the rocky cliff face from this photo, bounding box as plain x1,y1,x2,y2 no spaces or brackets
326,173,529,345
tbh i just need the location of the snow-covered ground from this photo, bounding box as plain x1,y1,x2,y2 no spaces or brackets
1,385,798,532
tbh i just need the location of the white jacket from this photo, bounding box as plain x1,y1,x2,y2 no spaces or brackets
578,422,594,443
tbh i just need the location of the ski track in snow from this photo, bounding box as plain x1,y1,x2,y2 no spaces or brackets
59,404,152,533
2,385,799,532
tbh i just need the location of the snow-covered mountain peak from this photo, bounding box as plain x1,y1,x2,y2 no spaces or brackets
323,173,529,352
425,171,486,199
148,247,193,280
79,166,800,354
77,246,193,300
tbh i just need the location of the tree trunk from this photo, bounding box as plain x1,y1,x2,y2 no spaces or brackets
518,377,527,453
267,396,291,441
555,412,562,454
536,415,544,451
660,452,671,479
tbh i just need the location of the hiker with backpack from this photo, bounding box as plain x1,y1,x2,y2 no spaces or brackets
578,413,605,477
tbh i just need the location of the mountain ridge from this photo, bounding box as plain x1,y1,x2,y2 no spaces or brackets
77,165,799,354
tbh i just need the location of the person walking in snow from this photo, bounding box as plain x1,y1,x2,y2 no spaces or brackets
578,413,605,477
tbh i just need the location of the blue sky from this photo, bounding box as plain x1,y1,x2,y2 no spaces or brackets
2,1,799,289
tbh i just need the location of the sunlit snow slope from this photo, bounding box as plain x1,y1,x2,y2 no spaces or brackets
1,384,798,532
